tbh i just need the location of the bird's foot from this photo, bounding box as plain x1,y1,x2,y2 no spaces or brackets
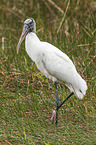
51,110,56,124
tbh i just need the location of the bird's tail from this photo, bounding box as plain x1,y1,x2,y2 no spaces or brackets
73,75,87,99
66,75,87,99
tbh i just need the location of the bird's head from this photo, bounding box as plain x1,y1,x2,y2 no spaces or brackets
17,18,36,54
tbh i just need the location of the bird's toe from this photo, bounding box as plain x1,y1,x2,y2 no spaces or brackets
51,110,56,124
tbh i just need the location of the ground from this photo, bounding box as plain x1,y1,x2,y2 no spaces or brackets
0,0,96,144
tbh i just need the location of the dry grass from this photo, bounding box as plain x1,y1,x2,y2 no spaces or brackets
0,0,96,144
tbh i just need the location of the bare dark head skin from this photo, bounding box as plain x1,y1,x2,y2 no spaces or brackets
17,18,36,54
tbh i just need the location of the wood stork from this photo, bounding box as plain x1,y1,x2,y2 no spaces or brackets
17,18,87,125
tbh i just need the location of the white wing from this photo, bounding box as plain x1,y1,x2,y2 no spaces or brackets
41,42,77,84
40,42,87,99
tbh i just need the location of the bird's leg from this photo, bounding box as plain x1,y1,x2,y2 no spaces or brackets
51,91,74,125
51,82,59,125
55,82,59,125
57,92,74,110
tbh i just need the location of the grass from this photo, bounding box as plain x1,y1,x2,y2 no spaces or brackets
0,0,96,144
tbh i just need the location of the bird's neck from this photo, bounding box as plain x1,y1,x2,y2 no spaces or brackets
25,32,41,62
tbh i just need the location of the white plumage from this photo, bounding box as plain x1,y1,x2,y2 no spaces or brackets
17,18,88,124
25,32,87,99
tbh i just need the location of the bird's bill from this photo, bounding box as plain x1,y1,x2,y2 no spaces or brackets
17,27,28,54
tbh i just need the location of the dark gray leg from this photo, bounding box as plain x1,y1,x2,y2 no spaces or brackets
51,81,59,124
51,82,74,125
57,92,74,110
54,82,59,125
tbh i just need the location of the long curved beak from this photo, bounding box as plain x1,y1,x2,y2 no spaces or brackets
17,26,28,54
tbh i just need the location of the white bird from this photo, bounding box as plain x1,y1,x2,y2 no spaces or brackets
17,18,87,125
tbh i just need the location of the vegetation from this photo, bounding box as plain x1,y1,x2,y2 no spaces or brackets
0,0,96,144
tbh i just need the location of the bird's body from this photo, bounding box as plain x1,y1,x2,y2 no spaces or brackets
25,32,87,99
17,18,87,124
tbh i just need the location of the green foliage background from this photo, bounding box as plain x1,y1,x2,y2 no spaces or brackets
0,0,96,144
